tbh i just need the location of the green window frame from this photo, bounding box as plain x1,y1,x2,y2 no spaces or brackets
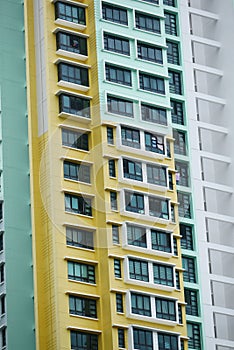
129,258,149,282
68,261,95,284
66,226,94,250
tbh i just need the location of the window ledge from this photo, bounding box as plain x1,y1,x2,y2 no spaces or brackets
62,145,90,154
121,210,170,226
122,245,173,259
100,18,128,28
66,244,95,253
103,79,133,89
64,178,92,186
128,313,178,327
101,49,131,59
65,211,94,219
68,279,97,287
125,278,175,292
137,88,167,97
59,112,91,123
58,80,90,92
133,27,162,37
54,18,87,31
56,49,88,62
70,314,98,321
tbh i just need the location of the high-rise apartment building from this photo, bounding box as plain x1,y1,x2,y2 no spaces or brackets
1,0,234,350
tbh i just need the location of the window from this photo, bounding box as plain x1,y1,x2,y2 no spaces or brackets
145,132,165,154
148,197,169,219
112,225,120,244
70,330,98,350
166,140,171,158
110,191,118,210
168,172,174,190
178,304,183,324
182,256,196,283
158,333,178,350
102,3,128,25
187,323,201,350
180,224,194,250
131,293,151,316
185,289,199,316
59,94,90,118
55,2,86,25
1,328,6,348
123,159,143,181
175,161,189,187
107,95,133,117
171,100,184,125
139,73,165,94
167,40,180,65
147,164,167,186
56,32,87,56
66,226,94,250
129,258,149,282
142,0,159,3
137,42,163,64
121,127,140,149
141,104,167,125
173,237,178,255
165,12,177,36
109,159,116,177
163,0,176,6
58,62,89,86
104,33,130,55
171,204,175,222
155,297,176,321
114,259,122,278
0,234,3,252
118,329,125,348
169,70,182,95
0,265,4,283
0,296,5,315
151,230,171,252
127,225,146,248
64,161,90,183
106,64,132,86
116,293,123,313
173,129,187,155
135,12,161,34
125,192,144,214
133,328,153,350
107,127,114,144
175,270,180,289
69,295,97,318
62,128,89,151
178,192,192,219
153,263,174,286
65,193,92,216
180,339,184,350
68,261,95,284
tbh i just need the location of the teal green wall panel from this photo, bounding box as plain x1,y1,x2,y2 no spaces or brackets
0,0,35,349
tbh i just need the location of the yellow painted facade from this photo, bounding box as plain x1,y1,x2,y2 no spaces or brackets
24,0,188,349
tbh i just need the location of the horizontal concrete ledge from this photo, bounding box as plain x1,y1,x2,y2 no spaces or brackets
200,151,231,164
210,274,234,284
215,339,234,348
193,63,223,77
195,92,226,105
205,212,234,224
197,121,228,134
207,242,234,255
191,35,221,48
202,181,233,194
188,7,219,20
